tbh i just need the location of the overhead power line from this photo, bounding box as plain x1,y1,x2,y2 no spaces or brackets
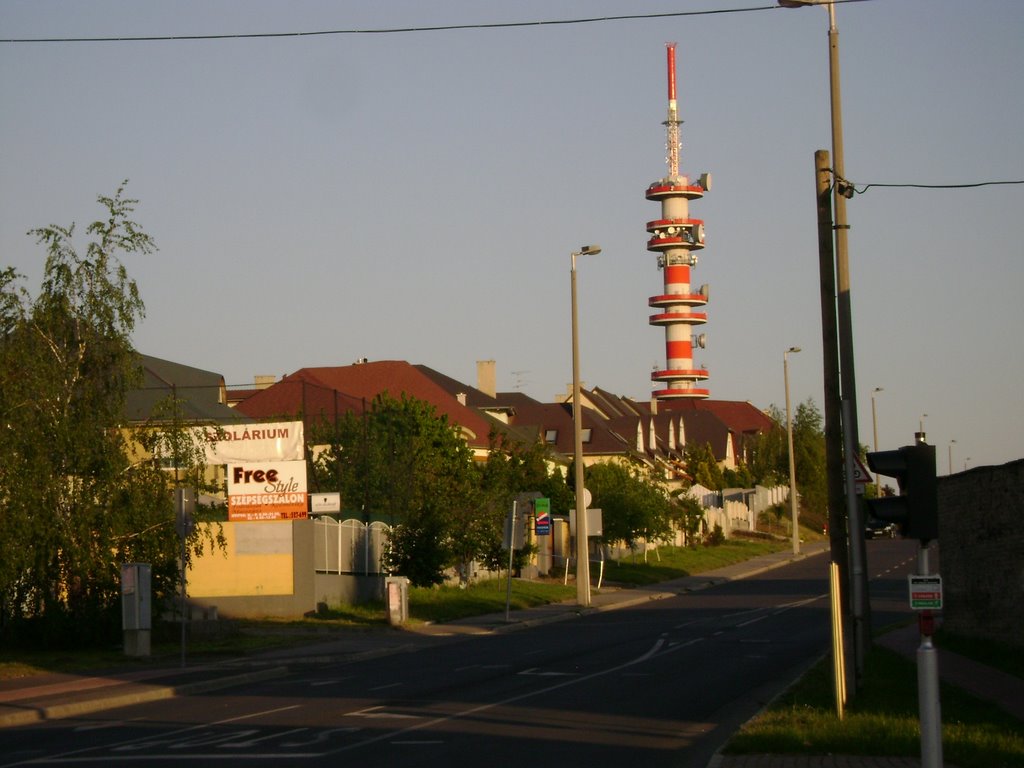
830,171,1024,197
1,0,872,44
853,180,1024,194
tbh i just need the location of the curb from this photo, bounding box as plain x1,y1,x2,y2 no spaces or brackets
0,666,288,728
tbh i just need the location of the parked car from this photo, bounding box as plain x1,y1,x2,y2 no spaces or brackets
865,516,897,539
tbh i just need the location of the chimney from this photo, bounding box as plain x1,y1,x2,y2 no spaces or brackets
254,375,276,390
476,360,496,398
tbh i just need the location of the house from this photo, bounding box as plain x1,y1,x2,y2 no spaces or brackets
538,384,774,485
232,360,504,461
668,398,776,467
126,353,247,425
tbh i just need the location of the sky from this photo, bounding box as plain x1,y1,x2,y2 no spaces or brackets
2,0,1022,473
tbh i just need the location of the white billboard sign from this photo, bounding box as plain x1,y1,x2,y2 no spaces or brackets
198,421,304,464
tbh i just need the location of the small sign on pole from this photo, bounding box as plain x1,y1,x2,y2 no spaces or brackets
534,498,551,535
852,455,873,495
909,574,943,610
310,492,341,514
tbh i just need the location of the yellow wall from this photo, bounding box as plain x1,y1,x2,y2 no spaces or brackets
188,521,294,597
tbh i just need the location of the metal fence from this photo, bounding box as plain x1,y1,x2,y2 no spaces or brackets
313,517,391,575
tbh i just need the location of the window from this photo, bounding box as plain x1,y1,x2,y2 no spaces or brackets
545,429,558,444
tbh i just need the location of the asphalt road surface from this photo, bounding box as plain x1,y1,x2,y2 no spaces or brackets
0,539,919,768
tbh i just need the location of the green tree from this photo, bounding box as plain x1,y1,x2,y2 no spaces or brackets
586,462,674,552
748,404,788,487
669,490,706,547
723,462,755,489
749,400,829,521
0,184,195,646
684,442,725,490
470,430,559,575
792,398,827,516
311,393,478,586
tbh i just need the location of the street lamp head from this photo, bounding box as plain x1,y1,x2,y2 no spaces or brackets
873,386,883,394
579,244,602,256
787,346,801,354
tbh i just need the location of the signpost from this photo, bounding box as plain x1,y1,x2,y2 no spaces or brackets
534,498,551,536
175,488,196,668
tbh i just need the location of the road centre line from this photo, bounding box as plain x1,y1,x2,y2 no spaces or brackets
346,706,420,720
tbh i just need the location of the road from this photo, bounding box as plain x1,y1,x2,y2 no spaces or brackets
0,540,918,768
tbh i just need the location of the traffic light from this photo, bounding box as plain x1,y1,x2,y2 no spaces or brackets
865,443,938,543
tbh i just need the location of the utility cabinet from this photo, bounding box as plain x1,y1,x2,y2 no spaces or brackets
121,562,152,657
384,576,409,626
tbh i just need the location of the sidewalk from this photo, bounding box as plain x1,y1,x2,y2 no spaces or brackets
1,541,1019,768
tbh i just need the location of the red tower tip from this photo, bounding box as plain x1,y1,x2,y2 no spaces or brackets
666,43,677,102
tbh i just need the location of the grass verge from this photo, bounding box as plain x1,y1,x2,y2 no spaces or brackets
601,538,789,586
725,644,1024,767
408,578,575,624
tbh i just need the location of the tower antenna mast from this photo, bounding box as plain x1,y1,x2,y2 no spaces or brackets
645,42,712,402
665,43,681,180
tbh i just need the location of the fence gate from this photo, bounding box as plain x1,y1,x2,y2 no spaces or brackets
314,518,391,575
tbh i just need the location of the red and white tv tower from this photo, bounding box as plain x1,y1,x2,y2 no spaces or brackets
646,43,712,401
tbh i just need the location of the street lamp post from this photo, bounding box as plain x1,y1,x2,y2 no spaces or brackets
948,439,956,475
871,387,883,492
782,0,870,687
784,346,802,555
571,244,601,607
870,387,883,452
779,0,859,447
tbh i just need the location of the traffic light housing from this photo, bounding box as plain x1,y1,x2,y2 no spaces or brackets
865,443,938,543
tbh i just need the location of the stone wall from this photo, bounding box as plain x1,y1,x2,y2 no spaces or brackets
939,458,1024,648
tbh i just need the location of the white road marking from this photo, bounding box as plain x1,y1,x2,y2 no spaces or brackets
345,706,421,720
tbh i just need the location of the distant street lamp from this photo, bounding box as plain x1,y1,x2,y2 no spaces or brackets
784,346,802,555
871,387,883,491
949,440,956,475
571,244,601,607
870,388,883,452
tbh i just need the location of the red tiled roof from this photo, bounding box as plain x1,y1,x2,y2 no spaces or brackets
509,401,631,458
235,361,495,449
664,398,774,435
